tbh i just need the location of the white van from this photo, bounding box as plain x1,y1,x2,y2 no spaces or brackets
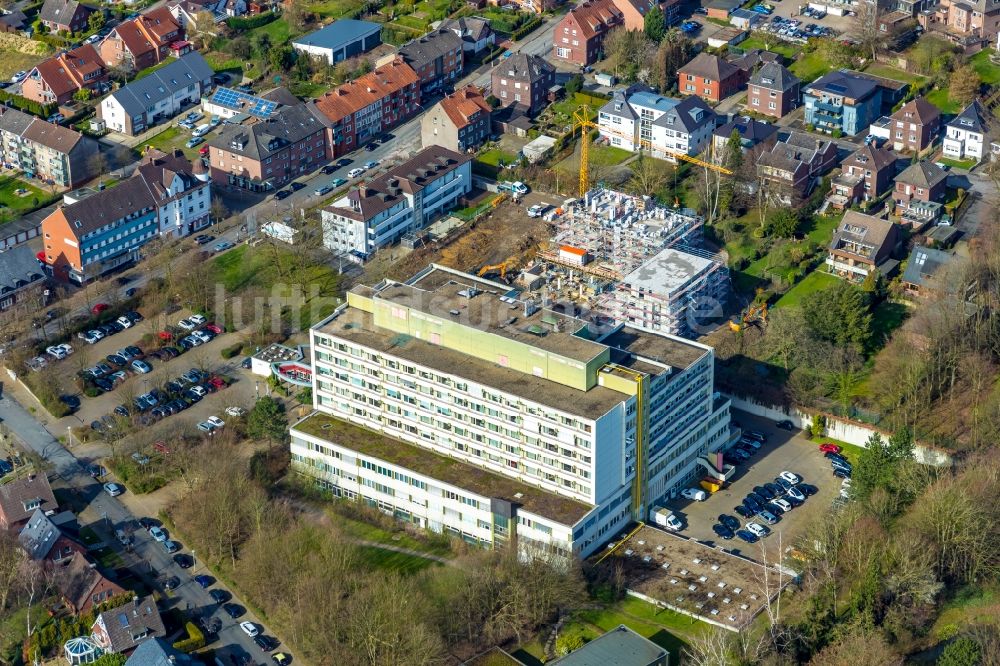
347,167,365,178
192,123,211,137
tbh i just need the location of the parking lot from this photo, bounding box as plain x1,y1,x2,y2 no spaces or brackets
661,410,842,561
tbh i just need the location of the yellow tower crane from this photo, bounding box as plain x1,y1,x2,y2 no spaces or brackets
572,105,734,198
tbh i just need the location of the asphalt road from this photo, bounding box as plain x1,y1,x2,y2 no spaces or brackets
0,391,276,666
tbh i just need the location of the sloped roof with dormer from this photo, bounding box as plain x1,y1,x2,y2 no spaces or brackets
896,161,947,189
947,99,989,135
748,61,798,92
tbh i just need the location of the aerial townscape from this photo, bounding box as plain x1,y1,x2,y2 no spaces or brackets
0,0,997,663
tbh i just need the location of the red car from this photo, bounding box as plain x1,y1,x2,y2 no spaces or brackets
91,303,109,315
819,443,842,454
208,376,226,389
205,323,223,334
154,441,170,454
199,146,209,155
158,331,174,341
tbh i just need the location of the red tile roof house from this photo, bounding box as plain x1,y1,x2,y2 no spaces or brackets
894,161,948,211
828,143,897,210
888,96,941,155
22,44,108,106
0,474,57,531
56,552,126,615
99,6,183,72
678,53,747,104
420,85,492,153
552,0,623,67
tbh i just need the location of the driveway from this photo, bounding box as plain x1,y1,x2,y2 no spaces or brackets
0,389,282,665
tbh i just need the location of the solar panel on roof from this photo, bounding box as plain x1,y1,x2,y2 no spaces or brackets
210,87,278,118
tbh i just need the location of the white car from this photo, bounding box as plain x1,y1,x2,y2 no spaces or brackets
511,181,529,195
779,471,801,485
771,498,792,512
177,318,197,330
526,204,545,218
746,522,770,538
739,437,761,450
225,406,246,417
116,316,133,329
46,345,68,360
786,486,806,502
189,314,206,326
347,167,365,178
240,622,259,637
189,385,207,398
206,416,225,428
192,330,212,344
197,421,216,432
681,488,707,501
86,329,105,343
149,526,167,542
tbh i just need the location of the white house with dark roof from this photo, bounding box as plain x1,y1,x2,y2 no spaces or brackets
597,87,718,158
0,245,46,312
438,16,495,54
942,99,990,161
320,145,471,261
291,19,382,64
97,53,214,136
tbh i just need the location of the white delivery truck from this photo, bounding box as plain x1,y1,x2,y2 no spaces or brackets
649,506,683,531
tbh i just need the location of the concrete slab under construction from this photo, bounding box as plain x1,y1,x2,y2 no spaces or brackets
622,248,716,295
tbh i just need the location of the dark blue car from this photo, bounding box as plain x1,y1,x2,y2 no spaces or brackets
194,575,214,588
736,529,759,543
712,524,735,540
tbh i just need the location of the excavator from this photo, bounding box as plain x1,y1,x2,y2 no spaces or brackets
478,258,517,282
729,301,769,333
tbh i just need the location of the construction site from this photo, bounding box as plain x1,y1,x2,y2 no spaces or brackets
517,188,730,339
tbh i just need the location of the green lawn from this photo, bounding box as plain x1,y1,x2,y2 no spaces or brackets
141,126,201,160
870,300,909,347
356,545,440,574
803,213,840,245
938,156,978,170
789,50,832,83
0,176,55,223
336,514,452,557
862,63,927,85
305,0,364,17
477,148,518,167
204,51,249,75
133,58,175,81
250,17,293,43
92,547,124,569
739,34,799,59
931,584,1000,641
970,49,1000,85
926,88,960,114
590,144,632,166
774,269,839,308
289,80,330,98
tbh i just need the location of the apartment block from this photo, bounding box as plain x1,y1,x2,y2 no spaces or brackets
598,88,718,159
42,149,211,282
746,62,799,119
321,146,471,261
420,85,492,153
0,107,98,187
803,70,883,136
313,58,421,157
291,264,731,558
392,29,464,95
889,96,940,153
490,53,554,117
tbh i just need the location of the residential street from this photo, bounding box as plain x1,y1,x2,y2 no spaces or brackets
0,390,277,666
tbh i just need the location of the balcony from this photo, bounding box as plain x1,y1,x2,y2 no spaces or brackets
814,101,844,114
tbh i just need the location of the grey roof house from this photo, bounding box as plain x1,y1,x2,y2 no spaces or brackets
439,16,495,53
550,625,669,666
91,596,166,654
0,245,46,312
39,0,94,33
125,638,198,666
902,245,953,297
97,53,214,136
291,19,382,65
712,116,778,155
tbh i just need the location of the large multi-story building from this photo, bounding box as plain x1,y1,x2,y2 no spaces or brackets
291,263,732,557
677,53,746,103
0,107,98,187
207,103,331,191
42,150,211,282
888,96,940,154
747,62,799,119
391,29,464,95
97,53,213,136
803,70,883,136
313,58,421,157
420,85,492,153
321,146,471,261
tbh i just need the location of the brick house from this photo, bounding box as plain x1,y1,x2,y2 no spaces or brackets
39,0,94,34
552,0,623,67
392,29,464,95
828,143,897,210
757,131,838,200
889,96,941,154
58,553,126,615
91,596,165,654
490,53,554,117
678,53,746,103
19,509,86,566
746,62,799,119
22,44,107,107
312,58,421,156
208,103,332,191
894,160,948,210
420,85,491,153
99,6,183,71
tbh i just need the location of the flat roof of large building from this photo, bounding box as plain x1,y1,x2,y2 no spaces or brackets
293,412,593,525
292,19,381,50
602,327,709,372
319,306,627,417
550,625,668,666
621,247,718,298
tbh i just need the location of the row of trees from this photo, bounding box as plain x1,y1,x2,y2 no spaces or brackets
167,451,586,665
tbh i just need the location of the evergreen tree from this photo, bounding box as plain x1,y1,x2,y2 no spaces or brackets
644,4,666,43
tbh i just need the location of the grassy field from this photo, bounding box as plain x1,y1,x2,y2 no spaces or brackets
739,34,799,59
789,50,832,84
0,32,52,80
930,584,1000,641
0,176,55,223
774,269,839,308
514,596,705,665
356,545,441,574
862,63,927,85
142,126,202,160
336,513,453,557
477,148,518,167
938,156,978,170
590,144,632,166
803,213,840,245
251,17,293,43
926,88,961,114
970,48,1000,85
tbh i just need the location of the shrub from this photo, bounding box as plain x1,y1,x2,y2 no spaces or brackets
172,622,206,653
0,89,57,118
220,342,243,359
226,11,276,30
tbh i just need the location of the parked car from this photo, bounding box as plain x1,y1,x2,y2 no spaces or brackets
206,415,225,428
771,498,792,512
194,234,215,245
240,622,260,637
194,574,214,588
786,486,806,502
734,505,752,518
776,420,794,430
735,529,759,543
313,183,333,196
347,167,365,178
254,636,278,652
779,471,801,485
819,443,842,454
91,303,109,315
712,524,734,540
681,488,707,501
718,514,740,531
225,406,246,417
149,526,167,542
223,603,245,618
174,553,194,568
210,589,231,603
757,510,779,525
103,482,124,496
163,540,180,554
746,522,770,538
178,318,197,330
745,431,767,443
131,360,152,374
799,483,819,496
274,189,292,200
753,485,775,500
189,314,206,326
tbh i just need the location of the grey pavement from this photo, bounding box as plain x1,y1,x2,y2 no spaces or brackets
0,389,277,665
